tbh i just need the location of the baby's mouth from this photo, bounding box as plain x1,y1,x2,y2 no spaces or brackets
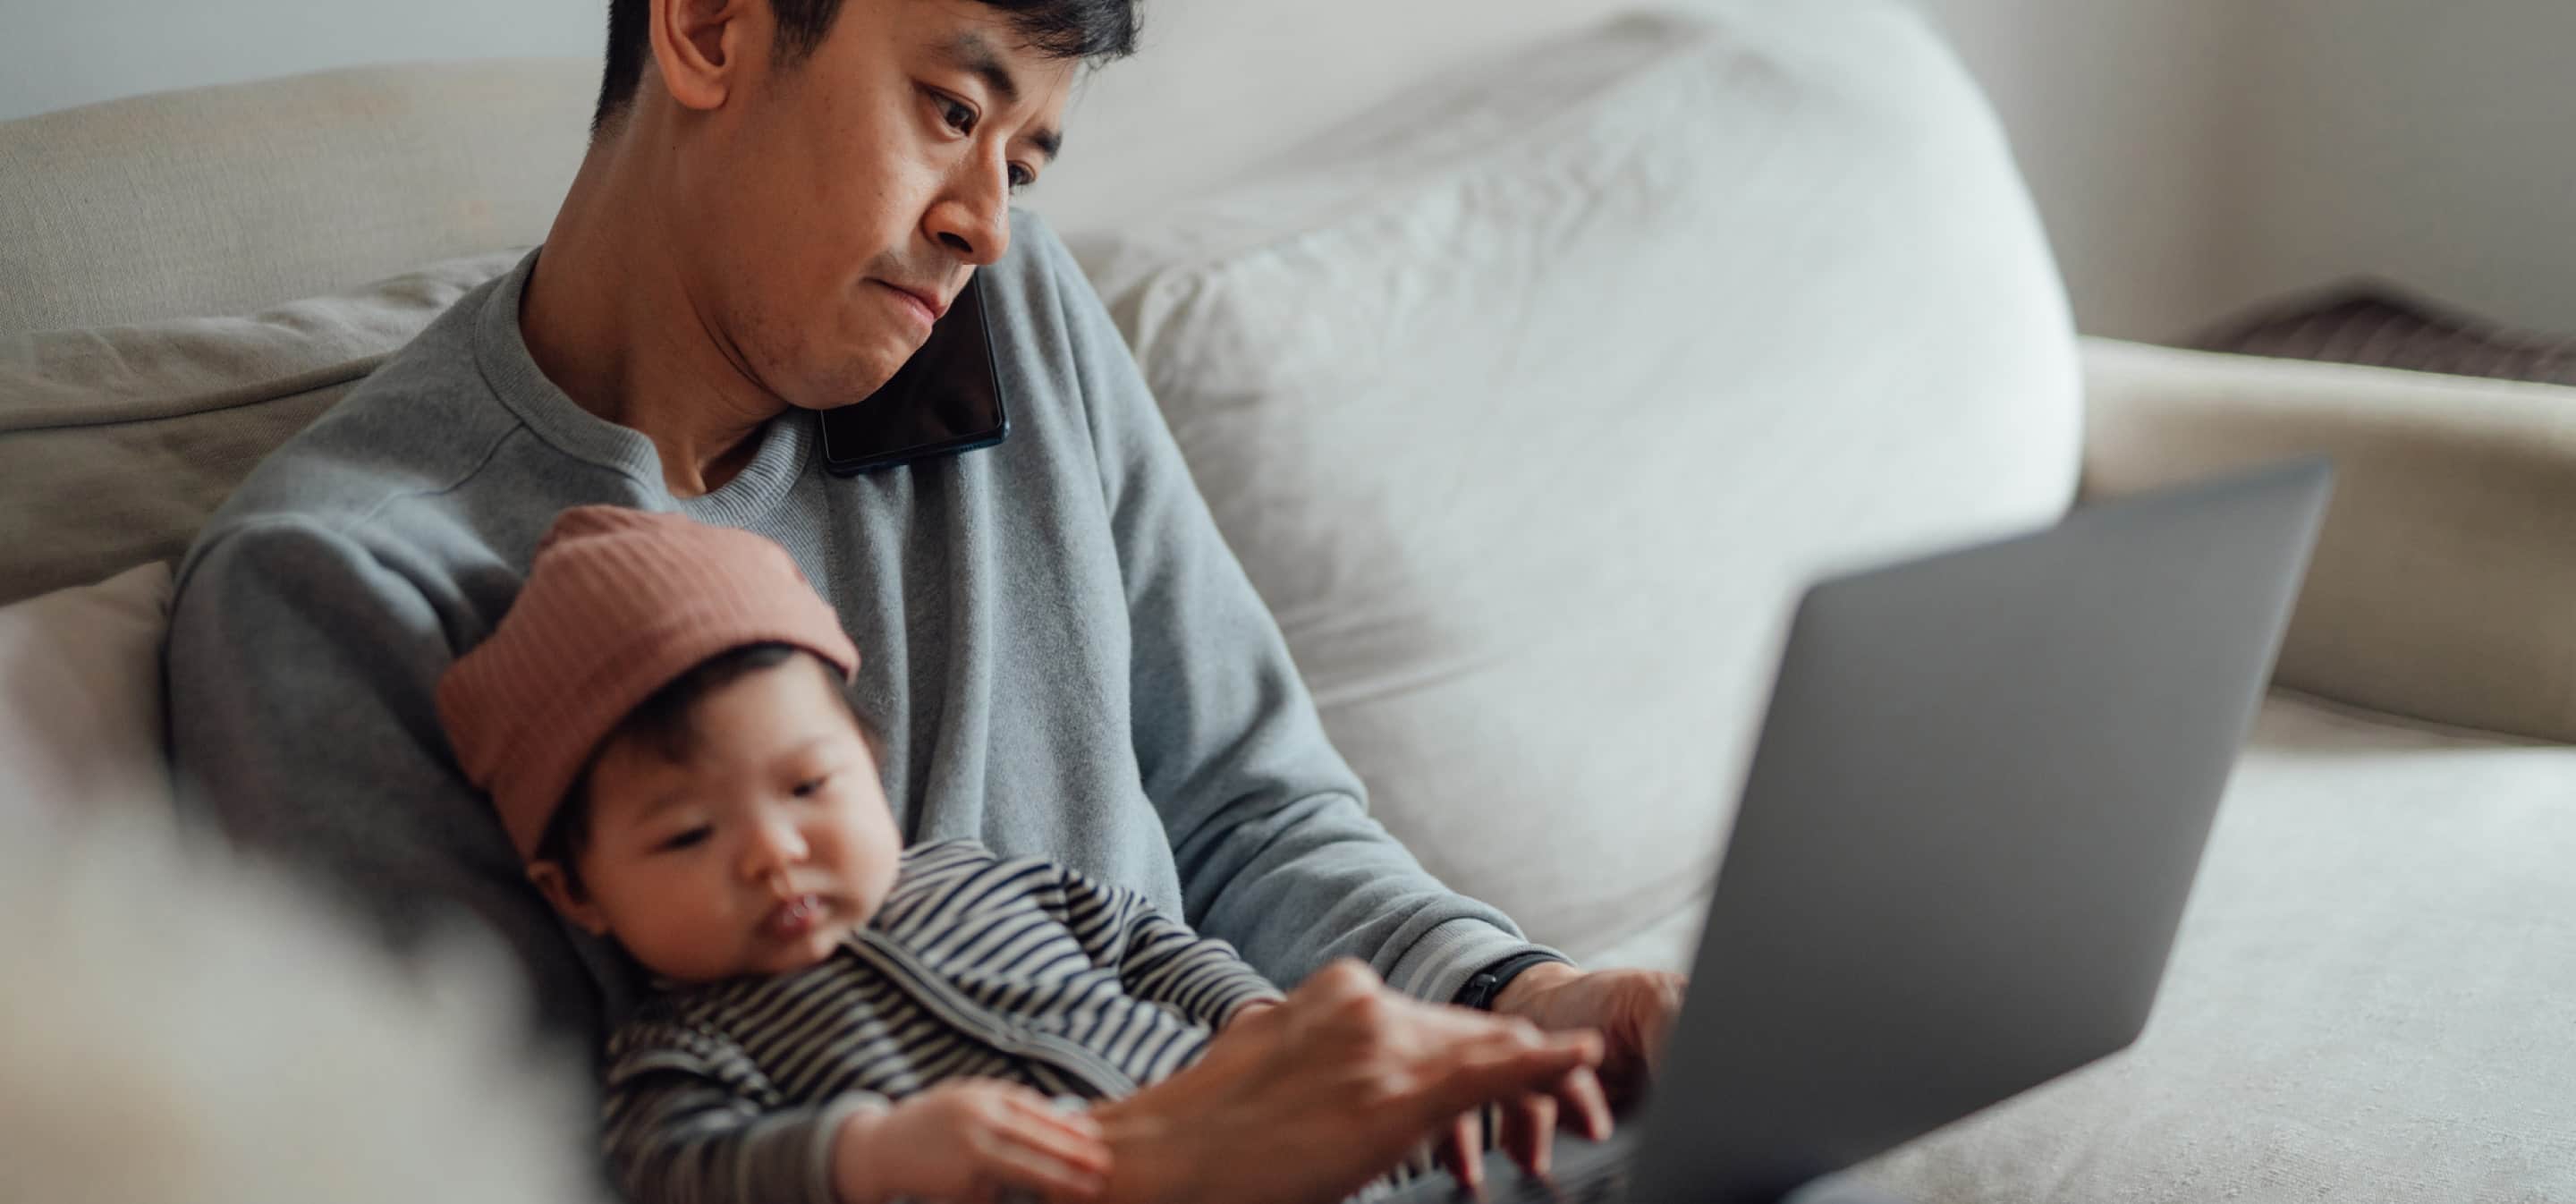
759,893,827,942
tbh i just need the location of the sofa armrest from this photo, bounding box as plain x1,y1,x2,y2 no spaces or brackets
2080,335,2576,743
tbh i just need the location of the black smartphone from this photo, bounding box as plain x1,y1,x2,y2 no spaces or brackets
818,273,1009,477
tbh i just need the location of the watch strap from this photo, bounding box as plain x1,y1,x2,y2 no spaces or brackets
1453,951,1569,1011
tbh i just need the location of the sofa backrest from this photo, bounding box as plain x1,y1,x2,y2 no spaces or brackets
0,59,591,338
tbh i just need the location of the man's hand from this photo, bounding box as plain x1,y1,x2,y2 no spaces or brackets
1222,996,1282,1029
1089,961,1609,1204
1211,988,1606,1195
832,1081,1112,1204
1491,963,1688,1106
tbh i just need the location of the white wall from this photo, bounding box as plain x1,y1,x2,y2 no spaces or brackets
0,0,601,122
1912,0,2576,340
1906,0,2255,341
2216,0,2576,333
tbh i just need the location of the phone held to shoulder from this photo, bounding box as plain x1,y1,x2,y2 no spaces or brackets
818,273,1010,478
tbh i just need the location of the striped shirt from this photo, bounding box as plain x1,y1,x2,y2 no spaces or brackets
600,839,1285,1204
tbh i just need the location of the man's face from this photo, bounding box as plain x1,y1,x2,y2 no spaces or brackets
676,0,1076,411
555,655,903,984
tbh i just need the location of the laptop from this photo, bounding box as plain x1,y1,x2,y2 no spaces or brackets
1407,459,2334,1204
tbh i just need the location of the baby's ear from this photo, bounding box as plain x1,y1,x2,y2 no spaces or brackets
527,861,611,936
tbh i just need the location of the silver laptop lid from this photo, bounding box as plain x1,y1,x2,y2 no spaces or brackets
1632,460,2332,1204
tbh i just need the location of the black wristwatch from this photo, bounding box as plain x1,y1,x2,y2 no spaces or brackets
1453,951,1568,1011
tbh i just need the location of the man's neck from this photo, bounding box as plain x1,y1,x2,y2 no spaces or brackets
518,147,785,499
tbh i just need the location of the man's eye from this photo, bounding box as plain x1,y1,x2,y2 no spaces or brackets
657,827,712,852
938,97,975,134
1007,165,1036,192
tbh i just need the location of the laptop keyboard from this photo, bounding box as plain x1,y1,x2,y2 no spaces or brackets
1541,1156,1630,1204
1383,1115,1642,1204
1402,1135,1634,1204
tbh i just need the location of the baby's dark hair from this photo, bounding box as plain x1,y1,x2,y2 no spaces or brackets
537,641,876,899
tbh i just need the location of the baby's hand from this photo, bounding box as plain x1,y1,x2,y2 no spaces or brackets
832,1081,1111,1204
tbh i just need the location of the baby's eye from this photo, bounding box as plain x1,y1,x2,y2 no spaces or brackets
657,827,712,852
792,775,831,800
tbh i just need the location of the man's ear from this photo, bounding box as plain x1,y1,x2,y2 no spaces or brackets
528,861,612,936
648,0,767,114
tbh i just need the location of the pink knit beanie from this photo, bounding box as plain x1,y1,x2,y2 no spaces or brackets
436,505,860,862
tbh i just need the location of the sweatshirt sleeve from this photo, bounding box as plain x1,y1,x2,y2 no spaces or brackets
1024,218,1568,1005
1051,862,1284,1030
603,1019,886,1204
164,517,612,1040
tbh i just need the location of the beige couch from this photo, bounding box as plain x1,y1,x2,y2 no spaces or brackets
3,4,2570,1200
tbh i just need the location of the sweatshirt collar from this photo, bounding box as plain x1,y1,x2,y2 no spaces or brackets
471,249,809,526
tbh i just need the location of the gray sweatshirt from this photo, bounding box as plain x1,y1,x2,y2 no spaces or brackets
165,212,1548,1047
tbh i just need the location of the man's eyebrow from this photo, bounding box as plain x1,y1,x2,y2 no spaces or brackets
941,31,1063,163
943,31,1022,106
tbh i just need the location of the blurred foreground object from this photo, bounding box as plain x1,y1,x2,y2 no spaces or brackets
0,813,606,1204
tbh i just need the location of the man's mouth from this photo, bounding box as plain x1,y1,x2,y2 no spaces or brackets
760,894,828,942
876,280,948,325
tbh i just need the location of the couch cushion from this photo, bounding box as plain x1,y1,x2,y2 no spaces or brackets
1501,695,2576,1199
0,562,174,834
2084,337,2576,746
0,59,588,336
1073,10,2080,958
0,251,522,606
1857,691,2576,1201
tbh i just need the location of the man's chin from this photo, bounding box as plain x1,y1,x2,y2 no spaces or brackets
783,350,918,413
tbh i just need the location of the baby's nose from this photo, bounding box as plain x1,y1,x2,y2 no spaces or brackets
741,818,810,875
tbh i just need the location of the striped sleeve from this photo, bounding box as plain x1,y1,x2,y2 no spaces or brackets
1054,864,1284,1029
601,1019,887,1204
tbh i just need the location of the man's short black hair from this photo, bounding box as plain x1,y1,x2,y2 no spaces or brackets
593,0,1142,135
536,641,877,898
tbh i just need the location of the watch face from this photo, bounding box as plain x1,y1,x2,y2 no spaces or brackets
1462,972,1501,1008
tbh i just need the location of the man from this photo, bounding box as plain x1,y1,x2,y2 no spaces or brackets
165,0,1684,1197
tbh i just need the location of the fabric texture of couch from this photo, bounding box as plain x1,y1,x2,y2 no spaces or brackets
0,561,172,832
0,60,585,335
0,251,522,604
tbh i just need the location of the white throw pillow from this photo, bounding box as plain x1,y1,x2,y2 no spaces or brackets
1073,9,2081,958
0,561,176,830
0,818,603,1204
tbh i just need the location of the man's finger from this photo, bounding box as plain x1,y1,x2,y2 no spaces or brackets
1426,1033,1602,1118
1003,1092,1109,1150
1503,1093,1558,1179
1438,1111,1484,1197
1548,1064,1614,1142
998,1111,1115,1178
981,1143,1110,1202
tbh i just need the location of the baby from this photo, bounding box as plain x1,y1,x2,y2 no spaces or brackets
436,505,1289,1204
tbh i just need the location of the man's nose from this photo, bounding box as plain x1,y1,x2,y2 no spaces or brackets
925,166,1013,268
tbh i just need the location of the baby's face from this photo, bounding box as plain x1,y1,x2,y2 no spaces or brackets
562,657,902,984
